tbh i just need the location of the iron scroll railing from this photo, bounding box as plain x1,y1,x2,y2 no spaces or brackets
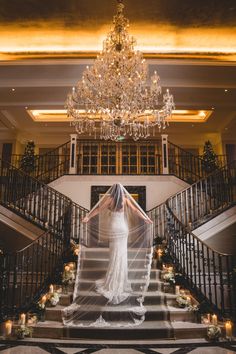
0,158,87,319
166,161,236,319
10,139,214,184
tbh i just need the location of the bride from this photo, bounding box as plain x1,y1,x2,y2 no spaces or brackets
62,183,153,327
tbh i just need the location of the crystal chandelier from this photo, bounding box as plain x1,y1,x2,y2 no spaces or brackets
66,0,174,141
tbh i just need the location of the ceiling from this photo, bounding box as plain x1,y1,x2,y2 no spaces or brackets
0,0,235,146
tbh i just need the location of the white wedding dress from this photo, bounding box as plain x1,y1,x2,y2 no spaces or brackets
95,210,132,304
62,183,153,328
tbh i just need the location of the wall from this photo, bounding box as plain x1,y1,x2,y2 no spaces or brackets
49,175,189,211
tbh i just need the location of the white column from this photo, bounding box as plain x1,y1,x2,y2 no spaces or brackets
161,134,169,174
69,134,77,174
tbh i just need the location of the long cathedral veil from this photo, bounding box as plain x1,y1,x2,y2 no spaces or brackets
62,183,153,327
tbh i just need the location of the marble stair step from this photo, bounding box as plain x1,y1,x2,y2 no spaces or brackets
80,258,152,268
45,304,194,322
82,248,151,259
79,268,161,280
59,291,177,306
31,320,208,340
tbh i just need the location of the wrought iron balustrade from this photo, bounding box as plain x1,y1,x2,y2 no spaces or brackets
168,161,236,230
166,161,236,319
0,158,88,320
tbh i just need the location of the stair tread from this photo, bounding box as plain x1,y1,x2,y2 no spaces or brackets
46,304,190,313
61,290,176,298
34,320,207,330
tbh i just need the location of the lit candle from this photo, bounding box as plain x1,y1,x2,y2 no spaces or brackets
175,285,180,295
168,266,173,273
41,295,47,304
64,265,70,273
212,314,218,325
5,320,12,336
225,321,233,339
49,284,54,293
68,262,75,270
186,296,191,304
20,313,26,325
207,313,211,323
156,249,162,261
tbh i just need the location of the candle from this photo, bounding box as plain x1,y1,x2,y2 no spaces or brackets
64,265,70,272
41,295,47,304
175,285,180,295
49,284,54,294
5,320,12,336
68,262,75,270
212,314,218,325
20,313,26,325
207,313,211,323
168,266,173,272
225,321,233,339
156,249,162,261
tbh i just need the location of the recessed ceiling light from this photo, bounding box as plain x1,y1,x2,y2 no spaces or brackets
11,88,15,92
25,106,28,109
224,89,228,92
192,124,194,127
211,107,215,110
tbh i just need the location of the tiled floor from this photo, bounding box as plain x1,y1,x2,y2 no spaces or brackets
0,340,235,354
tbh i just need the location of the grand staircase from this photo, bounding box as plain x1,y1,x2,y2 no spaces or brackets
32,247,207,340
0,139,235,340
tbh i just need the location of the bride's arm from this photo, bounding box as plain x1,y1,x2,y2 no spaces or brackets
82,196,111,223
125,198,153,223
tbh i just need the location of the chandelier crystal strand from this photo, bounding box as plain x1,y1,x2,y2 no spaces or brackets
66,0,174,141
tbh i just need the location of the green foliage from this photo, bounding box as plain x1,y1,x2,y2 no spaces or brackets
20,140,35,173
202,140,219,173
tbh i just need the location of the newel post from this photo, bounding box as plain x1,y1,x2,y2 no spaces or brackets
161,134,169,174
69,134,77,174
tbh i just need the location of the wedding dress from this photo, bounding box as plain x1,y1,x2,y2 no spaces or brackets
95,210,131,304
62,183,153,327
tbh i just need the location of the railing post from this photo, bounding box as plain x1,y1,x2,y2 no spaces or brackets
161,134,169,174
69,134,77,174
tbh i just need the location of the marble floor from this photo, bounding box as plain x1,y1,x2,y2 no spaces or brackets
0,339,235,354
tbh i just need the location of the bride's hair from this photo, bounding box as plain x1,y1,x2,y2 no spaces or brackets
110,183,124,211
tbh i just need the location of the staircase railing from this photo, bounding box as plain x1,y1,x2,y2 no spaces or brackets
11,141,70,184
166,161,236,319
168,142,207,183
168,161,236,230
0,158,87,319
10,139,211,184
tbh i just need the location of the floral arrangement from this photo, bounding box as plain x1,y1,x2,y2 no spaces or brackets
71,240,80,256
163,270,175,285
207,324,221,341
176,294,192,308
47,291,60,307
62,265,76,285
16,325,33,339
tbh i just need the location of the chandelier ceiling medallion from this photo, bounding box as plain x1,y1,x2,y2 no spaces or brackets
66,0,174,141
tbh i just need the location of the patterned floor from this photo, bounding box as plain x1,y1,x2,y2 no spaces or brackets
0,340,235,354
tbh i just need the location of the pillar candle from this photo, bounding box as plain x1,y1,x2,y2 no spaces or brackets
225,321,233,339
20,313,26,325
175,285,180,295
49,284,54,293
212,314,218,325
64,265,70,273
41,295,47,304
5,320,12,336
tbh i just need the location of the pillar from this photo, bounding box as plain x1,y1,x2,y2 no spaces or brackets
69,134,77,174
161,134,169,174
